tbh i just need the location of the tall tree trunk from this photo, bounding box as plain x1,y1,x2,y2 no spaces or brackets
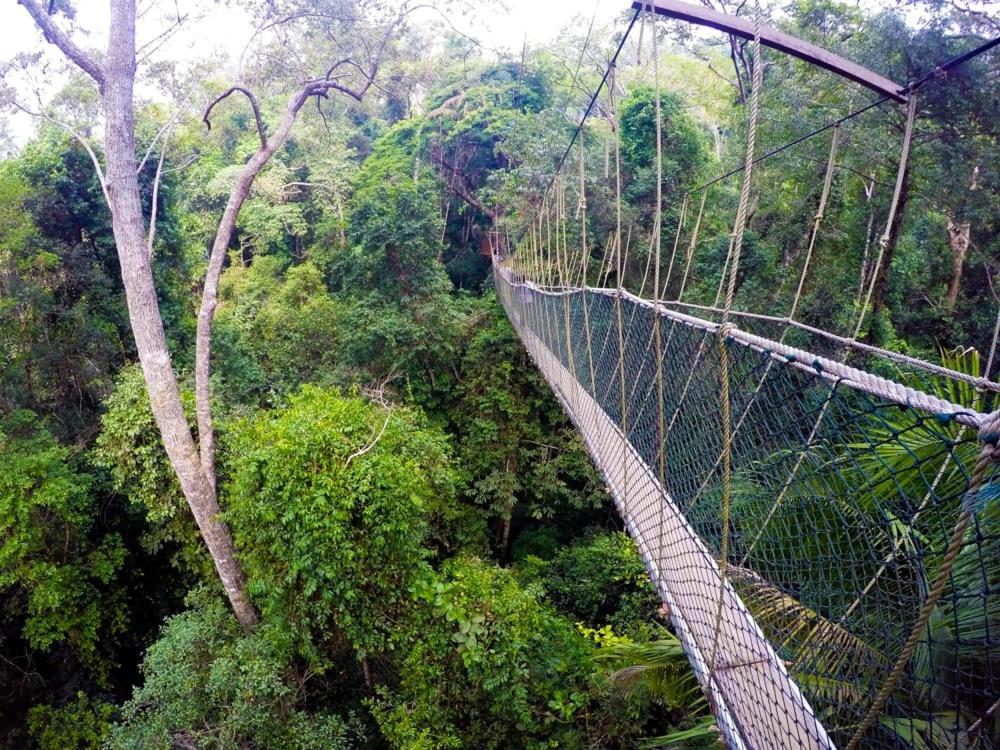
945,216,971,309
102,0,258,629
945,165,979,310
499,511,513,566
24,0,403,632
195,89,321,495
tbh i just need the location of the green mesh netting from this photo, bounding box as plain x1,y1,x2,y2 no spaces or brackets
495,263,998,750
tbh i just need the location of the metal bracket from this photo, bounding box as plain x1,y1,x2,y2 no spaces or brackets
632,0,908,103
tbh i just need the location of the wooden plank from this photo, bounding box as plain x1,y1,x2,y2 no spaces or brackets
632,0,907,103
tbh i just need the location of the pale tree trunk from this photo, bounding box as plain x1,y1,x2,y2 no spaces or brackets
194,20,400,480
24,0,406,631
195,92,312,492
944,164,979,310
103,0,259,630
945,216,971,309
21,0,259,630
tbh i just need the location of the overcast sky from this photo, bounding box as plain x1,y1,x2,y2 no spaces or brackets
1,0,988,144
1,0,626,142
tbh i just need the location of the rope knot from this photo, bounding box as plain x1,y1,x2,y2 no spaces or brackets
718,322,736,340
977,409,1000,464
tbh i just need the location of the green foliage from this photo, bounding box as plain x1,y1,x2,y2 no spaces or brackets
107,594,359,750
225,387,475,655
372,556,618,750
0,149,125,435
0,411,124,663
215,258,344,400
454,301,605,553
526,531,661,635
93,365,211,579
597,630,720,748
619,85,705,181
341,164,449,302
28,692,114,750
334,291,473,412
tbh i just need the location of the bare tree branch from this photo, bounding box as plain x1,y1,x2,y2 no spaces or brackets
147,147,166,258
345,408,393,467
203,86,267,148
8,95,111,206
430,149,499,221
193,0,426,512
135,8,192,64
690,46,739,91
17,0,105,88
137,108,184,175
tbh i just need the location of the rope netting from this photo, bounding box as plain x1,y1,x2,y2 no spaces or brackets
494,7,1000,749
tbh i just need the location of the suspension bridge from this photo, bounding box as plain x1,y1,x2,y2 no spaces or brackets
493,3,1000,748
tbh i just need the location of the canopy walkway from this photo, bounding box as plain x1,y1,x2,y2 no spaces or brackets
493,4,1000,748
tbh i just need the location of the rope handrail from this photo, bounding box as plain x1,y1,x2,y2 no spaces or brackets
498,265,987,427
498,11,1000,750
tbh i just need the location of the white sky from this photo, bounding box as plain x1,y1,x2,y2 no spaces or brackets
0,0,624,142
0,0,988,144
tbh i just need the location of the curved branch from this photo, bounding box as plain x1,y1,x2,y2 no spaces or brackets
17,0,105,88
9,96,110,206
194,3,422,486
203,86,267,148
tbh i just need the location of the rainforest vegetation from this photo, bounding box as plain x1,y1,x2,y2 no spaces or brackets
0,0,997,748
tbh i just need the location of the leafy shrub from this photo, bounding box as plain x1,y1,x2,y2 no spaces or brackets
372,557,631,749
93,365,212,580
107,594,359,750
530,531,661,635
28,692,113,750
216,259,343,400
0,410,125,664
225,387,480,656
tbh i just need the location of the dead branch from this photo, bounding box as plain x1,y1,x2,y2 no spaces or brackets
147,147,166,258
135,9,192,64
17,0,105,88
136,107,186,175
203,86,267,148
8,95,110,206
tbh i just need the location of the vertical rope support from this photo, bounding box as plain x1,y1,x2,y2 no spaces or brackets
558,174,578,390
578,133,598,393
724,124,844,565
784,124,840,335
708,0,763,681
851,94,917,344
648,4,671,605
610,62,631,519
542,199,557,359
661,194,689,301
844,409,1000,750
676,190,707,304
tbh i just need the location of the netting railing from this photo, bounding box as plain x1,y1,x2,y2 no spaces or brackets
495,263,999,750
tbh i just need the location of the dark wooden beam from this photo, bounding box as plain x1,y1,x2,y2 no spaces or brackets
632,0,907,103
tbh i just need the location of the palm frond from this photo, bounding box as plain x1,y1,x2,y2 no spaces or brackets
637,717,724,748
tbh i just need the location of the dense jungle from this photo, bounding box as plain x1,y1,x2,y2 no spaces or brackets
0,0,997,747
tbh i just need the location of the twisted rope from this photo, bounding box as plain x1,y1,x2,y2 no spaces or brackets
850,94,917,344
708,0,763,683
